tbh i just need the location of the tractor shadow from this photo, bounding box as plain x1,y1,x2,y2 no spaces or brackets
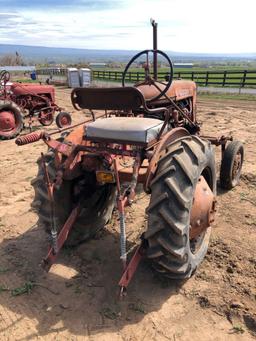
0,221,185,339
216,181,229,196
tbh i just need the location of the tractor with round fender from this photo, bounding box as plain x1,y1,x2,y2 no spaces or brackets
0,70,72,139
16,19,244,291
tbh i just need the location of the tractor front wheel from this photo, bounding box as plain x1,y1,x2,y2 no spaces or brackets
38,109,54,126
31,150,116,246
145,135,216,279
0,101,23,140
56,112,72,128
220,141,244,190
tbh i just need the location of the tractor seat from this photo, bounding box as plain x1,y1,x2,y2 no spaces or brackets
72,86,168,144
86,117,164,144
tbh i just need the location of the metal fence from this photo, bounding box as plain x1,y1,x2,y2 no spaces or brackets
36,68,67,84
92,69,256,88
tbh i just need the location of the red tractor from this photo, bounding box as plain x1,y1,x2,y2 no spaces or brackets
0,70,72,140
16,20,244,293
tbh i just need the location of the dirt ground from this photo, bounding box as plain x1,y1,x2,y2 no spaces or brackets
0,87,255,340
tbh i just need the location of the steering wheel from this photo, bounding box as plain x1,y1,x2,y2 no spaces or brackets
0,70,10,84
122,49,173,102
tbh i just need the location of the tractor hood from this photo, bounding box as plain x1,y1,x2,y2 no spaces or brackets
136,79,196,102
10,83,55,101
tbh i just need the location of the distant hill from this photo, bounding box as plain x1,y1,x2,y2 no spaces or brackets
0,44,256,64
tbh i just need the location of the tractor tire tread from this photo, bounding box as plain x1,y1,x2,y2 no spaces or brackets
31,149,116,246
219,140,244,190
145,135,216,279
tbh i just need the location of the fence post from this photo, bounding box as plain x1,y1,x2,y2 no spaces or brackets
222,71,227,87
191,71,194,81
205,71,209,86
242,70,247,88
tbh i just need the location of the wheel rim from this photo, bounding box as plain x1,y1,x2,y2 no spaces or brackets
39,110,54,126
60,114,71,127
0,110,17,136
56,113,72,128
190,175,216,254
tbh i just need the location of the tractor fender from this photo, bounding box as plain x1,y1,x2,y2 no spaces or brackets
65,124,85,145
56,124,91,179
144,127,190,193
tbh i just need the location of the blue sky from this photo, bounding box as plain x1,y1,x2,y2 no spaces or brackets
0,0,255,53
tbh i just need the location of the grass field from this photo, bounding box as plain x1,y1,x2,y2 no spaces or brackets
198,92,256,101
92,65,256,87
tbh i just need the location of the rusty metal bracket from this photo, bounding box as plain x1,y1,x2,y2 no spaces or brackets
201,134,233,146
42,205,81,272
113,158,128,269
201,135,233,159
118,241,147,297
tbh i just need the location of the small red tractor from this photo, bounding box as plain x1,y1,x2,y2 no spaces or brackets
0,70,72,140
16,20,243,293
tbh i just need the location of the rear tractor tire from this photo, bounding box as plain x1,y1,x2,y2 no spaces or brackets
220,141,244,190
31,150,116,246
145,135,216,279
0,101,23,140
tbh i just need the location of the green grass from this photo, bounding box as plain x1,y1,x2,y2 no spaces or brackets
92,66,256,88
232,325,245,334
198,92,256,101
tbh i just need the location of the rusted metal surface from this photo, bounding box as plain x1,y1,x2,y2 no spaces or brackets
11,83,55,102
42,205,81,272
190,176,216,239
115,157,148,183
151,19,158,80
118,243,147,295
15,131,45,145
137,79,197,107
0,110,16,132
201,134,233,146
114,158,128,268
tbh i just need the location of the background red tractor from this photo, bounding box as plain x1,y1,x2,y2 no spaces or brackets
0,70,72,140
16,20,244,293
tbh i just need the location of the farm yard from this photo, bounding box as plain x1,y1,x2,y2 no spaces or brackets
0,86,255,340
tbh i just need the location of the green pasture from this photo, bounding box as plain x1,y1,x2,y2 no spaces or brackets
92,66,256,87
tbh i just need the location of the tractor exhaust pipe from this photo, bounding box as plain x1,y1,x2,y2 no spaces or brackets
151,18,158,80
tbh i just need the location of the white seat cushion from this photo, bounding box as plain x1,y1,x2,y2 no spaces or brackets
86,117,164,143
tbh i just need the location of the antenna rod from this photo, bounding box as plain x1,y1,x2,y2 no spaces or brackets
151,18,158,80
